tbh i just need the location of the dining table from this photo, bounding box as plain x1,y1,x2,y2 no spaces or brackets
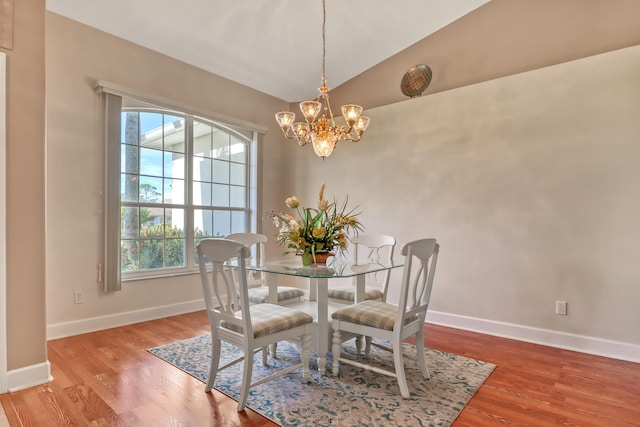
244,256,404,375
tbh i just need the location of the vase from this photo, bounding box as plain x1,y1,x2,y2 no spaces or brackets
300,251,333,266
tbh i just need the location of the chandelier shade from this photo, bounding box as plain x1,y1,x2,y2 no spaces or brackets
275,0,370,159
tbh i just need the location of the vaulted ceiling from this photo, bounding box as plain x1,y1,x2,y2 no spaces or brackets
46,0,640,108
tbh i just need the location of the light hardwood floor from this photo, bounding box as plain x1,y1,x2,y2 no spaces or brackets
1,311,639,426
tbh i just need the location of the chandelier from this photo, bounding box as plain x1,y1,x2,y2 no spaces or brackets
275,0,370,159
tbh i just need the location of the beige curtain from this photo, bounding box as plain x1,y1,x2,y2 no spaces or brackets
102,92,122,292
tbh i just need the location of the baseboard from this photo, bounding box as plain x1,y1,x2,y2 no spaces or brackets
45,303,639,365
47,299,206,340
7,361,52,392
426,310,640,364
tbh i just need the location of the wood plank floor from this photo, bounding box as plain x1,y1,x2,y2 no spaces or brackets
1,311,639,426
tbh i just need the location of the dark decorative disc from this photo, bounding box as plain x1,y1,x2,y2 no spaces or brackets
400,64,433,97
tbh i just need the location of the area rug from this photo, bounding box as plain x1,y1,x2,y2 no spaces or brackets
148,335,495,427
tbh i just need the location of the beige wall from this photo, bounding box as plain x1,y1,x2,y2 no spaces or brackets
2,0,46,372
330,0,640,111
292,45,640,347
45,12,292,330
45,13,640,352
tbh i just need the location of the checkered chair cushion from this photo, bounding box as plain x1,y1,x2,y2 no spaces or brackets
327,287,384,302
331,300,416,331
223,303,313,338
248,287,305,304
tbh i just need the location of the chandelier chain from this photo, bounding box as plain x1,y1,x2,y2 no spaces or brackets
321,0,327,87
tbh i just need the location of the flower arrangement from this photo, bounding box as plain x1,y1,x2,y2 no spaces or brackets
268,183,364,265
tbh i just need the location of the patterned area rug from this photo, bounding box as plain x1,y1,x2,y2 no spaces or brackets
148,335,495,427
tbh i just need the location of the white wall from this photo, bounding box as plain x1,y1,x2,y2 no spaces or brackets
290,45,640,358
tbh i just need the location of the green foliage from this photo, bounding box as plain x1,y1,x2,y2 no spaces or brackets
120,224,208,272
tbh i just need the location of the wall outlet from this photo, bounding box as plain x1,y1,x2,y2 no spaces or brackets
555,300,567,315
74,291,84,304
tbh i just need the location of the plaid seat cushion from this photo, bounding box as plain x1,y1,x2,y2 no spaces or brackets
327,286,384,302
223,303,313,338
331,300,400,331
248,287,305,304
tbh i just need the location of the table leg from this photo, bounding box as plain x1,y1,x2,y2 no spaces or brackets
266,272,279,357
315,277,329,375
309,277,317,301
354,274,365,303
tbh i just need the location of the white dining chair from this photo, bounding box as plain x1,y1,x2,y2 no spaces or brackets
328,233,396,303
225,232,305,305
331,238,439,398
197,238,313,411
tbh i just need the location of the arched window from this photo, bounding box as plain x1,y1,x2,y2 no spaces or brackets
118,108,253,278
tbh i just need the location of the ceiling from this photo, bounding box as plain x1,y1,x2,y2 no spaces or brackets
45,0,489,102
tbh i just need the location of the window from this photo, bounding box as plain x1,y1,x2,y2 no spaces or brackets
119,108,252,278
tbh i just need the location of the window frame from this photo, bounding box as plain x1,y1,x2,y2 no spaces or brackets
119,106,255,281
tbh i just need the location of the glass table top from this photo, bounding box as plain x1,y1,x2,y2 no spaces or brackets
240,257,404,279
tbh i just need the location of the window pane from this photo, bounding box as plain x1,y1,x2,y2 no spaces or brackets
164,115,185,153
121,144,139,174
140,112,163,140
121,112,139,145
139,176,163,203
212,159,229,184
230,162,245,186
213,129,230,160
140,147,163,177
193,156,212,183
212,184,229,206
139,238,164,270
164,238,185,267
164,178,184,204
164,208,185,268
194,208,214,237
121,174,139,202
193,181,212,206
121,206,140,238
229,185,245,208
121,239,139,272
193,121,213,157
164,151,184,179
230,136,246,163
214,210,231,237
231,211,246,234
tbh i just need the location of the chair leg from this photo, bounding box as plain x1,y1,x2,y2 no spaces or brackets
270,342,277,358
262,346,268,365
237,348,254,411
355,335,363,355
415,329,430,379
301,334,311,383
205,338,221,392
365,336,373,356
331,328,342,377
393,339,410,398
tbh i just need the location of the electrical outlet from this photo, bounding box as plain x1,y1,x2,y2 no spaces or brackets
555,300,567,315
74,291,84,304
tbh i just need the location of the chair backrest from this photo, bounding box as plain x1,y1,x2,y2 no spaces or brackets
225,232,267,287
351,233,396,299
395,238,439,330
197,238,253,339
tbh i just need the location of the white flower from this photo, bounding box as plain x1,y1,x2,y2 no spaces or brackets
285,196,300,208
